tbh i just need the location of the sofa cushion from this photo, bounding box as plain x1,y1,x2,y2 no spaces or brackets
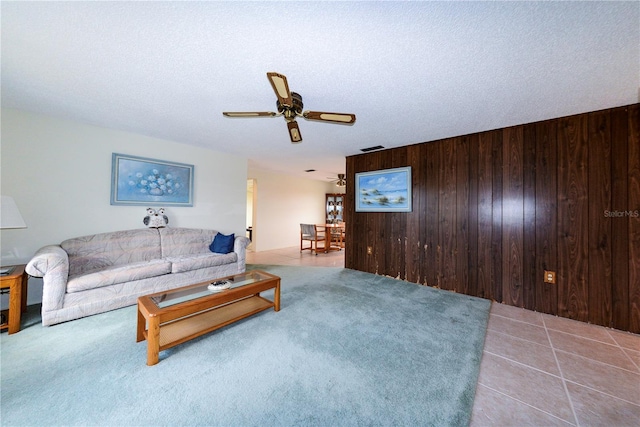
158,228,218,258
62,229,162,277
210,232,235,254
67,259,172,293
166,253,237,274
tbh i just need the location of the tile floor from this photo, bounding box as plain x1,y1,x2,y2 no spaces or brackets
247,246,640,426
247,245,346,268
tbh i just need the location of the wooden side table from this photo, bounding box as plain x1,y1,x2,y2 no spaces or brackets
0,264,28,334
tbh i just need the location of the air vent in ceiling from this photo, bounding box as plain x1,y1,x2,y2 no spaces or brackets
360,145,385,152
304,169,316,173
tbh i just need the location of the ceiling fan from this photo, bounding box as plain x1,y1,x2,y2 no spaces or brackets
328,173,346,187
223,72,356,143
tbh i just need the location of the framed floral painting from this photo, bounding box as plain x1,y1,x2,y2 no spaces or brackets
110,153,194,206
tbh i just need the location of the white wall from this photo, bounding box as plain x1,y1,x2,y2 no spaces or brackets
1,108,248,305
247,167,337,252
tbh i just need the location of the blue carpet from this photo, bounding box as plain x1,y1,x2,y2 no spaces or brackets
1,266,490,426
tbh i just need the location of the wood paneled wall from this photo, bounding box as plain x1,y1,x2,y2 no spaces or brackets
345,104,640,334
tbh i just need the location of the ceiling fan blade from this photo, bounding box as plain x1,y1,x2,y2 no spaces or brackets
303,111,356,124
287,120,302,143
222,111,277,117
267,72,293,107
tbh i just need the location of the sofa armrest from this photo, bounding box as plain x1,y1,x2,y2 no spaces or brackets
233,236,251,272
26,245,69,312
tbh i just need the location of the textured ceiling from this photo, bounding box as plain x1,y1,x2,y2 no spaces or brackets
2,1,639,182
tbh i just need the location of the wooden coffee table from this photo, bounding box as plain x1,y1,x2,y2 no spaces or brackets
136,270,280,365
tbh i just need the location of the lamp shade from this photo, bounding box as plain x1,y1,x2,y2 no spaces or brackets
1,196,27,229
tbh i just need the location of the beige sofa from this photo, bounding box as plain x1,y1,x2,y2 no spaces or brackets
26,228,250,326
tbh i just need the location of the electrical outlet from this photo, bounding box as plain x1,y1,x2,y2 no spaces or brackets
367,246,372,255
544,270,556,284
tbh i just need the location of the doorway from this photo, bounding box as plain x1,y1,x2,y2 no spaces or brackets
246,179,257,250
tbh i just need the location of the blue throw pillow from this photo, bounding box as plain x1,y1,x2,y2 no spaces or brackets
210,232,235,254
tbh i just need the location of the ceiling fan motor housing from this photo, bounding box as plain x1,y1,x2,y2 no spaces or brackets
277,92,304,119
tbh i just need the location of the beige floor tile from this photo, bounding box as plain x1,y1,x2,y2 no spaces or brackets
470,384,574,426
490,302,545,326
607,328,640,352
487,314,550,346
477,353,574,422
556,351,640,405
548,329,638,371
247,246,344,268
483,331,559,375
623,348,640,372
543,314,616,345
566,382,640,427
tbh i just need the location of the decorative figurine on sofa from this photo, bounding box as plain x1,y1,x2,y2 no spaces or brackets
143,208,169,228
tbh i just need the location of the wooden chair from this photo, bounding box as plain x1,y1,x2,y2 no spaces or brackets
300,224,325,255
328,225,343,250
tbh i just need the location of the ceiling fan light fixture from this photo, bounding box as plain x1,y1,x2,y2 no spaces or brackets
277,92,304,116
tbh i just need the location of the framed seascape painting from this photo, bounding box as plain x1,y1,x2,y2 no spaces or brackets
111,153,194,206
355,166,412,212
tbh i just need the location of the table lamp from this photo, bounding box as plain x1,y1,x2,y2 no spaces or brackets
1,196,27,229
1,195,27,274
